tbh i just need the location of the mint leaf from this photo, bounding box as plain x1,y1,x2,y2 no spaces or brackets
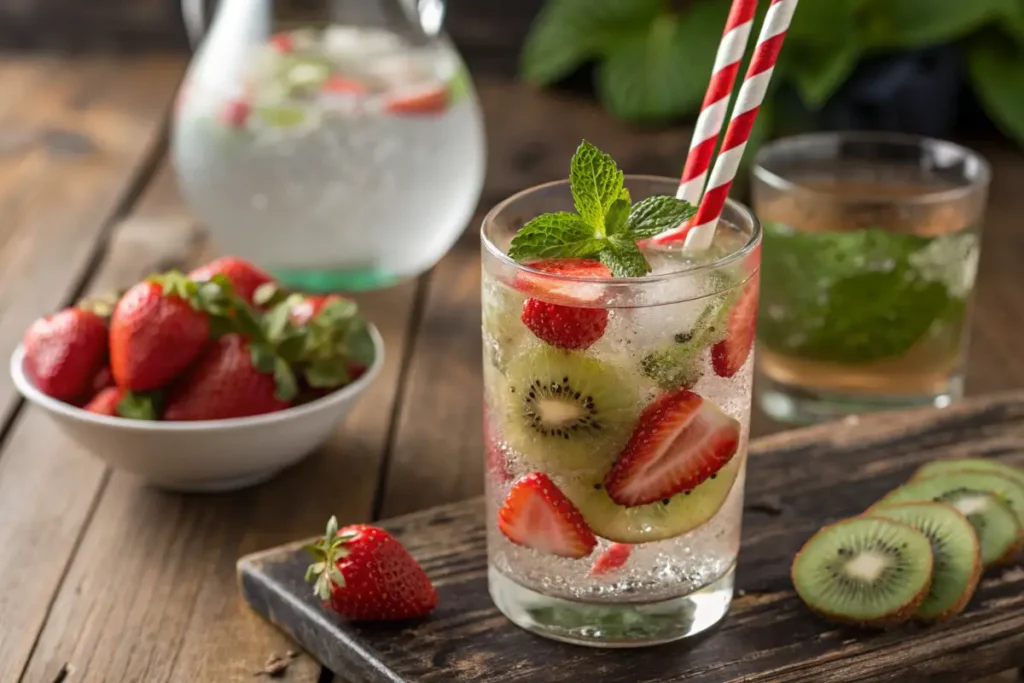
758,222,965,364
968,37,1024,146
626,196,697,238
508,212,605,261
570,141,625,228
605,199,631,236
596,3,727,123
520,0,662,86
599,238,651,277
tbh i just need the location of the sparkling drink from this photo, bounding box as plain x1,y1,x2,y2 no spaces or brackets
481,176,760,646
173,11,486,291
752,134,990,423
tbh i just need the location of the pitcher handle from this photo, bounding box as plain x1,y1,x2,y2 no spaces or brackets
182,0,207,48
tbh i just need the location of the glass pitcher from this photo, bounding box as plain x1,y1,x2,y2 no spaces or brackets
173,0,487,291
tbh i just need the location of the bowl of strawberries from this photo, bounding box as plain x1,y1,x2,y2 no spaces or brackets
10,257,382,492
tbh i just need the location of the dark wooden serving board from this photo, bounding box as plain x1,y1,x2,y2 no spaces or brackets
238,393,1024,683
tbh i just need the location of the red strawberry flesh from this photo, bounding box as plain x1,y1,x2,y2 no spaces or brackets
604,389,740,507
514,258,610,305
517,258,610,350
589,543,633,577
84,387,124,416
498,473,597,559
385,85,449,115
712,277,759,378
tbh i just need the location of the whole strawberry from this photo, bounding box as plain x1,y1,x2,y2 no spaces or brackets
110,278,210,392
517,259,610,351
189,257,274,306
84,387,124,416
23,308,108,401
163,334,292,421
305,517,438,621
289,294,343,326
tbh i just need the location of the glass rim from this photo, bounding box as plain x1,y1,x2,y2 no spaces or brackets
480,175,761,286
752,131,992,205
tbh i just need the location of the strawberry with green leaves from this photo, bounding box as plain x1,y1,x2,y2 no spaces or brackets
109,274,216,392
305,516,438,621
189,256,275,307
23,307,108,401
163,334,293,421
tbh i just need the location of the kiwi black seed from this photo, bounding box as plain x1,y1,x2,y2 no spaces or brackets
503,346,639,477
876,471,1024,566
791,516,933,627
870,502,981,622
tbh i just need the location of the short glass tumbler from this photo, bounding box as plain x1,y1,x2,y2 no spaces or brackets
481,176,761,647
752,133,990,424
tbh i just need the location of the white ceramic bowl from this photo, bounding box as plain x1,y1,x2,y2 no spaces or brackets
10,325,383,493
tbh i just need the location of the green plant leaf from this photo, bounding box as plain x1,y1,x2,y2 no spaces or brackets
626,196,697,238
792,41,862,109
520,0,662,86
117,391,160,420
596,2,728,123
969,36,1024,146
305,361,352,389
507,212,605,261
570,140,626,228
869,0,1012,48
273,357,299,402
788,0,858,47
599,237,651,277
1005,2,1024,43
605,198,631,236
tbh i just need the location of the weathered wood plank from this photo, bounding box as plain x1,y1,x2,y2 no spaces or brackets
241,392,1024,683
0,56,184,683
16,166,424,681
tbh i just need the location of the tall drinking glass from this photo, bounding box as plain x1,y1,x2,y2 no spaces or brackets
752,133,990,423
481,177,760,647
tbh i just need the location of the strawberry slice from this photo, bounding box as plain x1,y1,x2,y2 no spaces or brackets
269,32,294,53
219,98,251,129
604,389,740,507
589,543,633,577
711,277,759,378
514,258,609,305
322,76,368,96
385,85,449,115
516,259,610,350
498,473,597,559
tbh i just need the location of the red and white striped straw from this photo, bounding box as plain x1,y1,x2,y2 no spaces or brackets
675,0,759,208
655,0,799,249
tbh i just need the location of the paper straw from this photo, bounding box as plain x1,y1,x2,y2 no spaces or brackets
657,0,799,250
675,0,759,207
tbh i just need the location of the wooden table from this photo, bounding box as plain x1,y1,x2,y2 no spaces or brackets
0,54,1023,683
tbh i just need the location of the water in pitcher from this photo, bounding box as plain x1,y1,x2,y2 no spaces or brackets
173,19,485,290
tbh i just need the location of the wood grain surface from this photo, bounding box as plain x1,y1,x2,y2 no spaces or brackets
240,393,1024,683
0,60,1021,683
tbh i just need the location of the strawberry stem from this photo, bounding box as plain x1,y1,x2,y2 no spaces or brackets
304,515,354,601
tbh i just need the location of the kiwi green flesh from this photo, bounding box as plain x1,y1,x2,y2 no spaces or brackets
563,456,742,543
870,502,981,621
791,517,933,626
501,346,639,476
877,473,1024,566
912,459,1024,491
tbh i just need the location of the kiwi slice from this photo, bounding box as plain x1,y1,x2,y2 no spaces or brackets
791,517,933,627
502,346,639,476
875,474,1024,566
870,502,981,622
912,458,1024,490
563,456,742,543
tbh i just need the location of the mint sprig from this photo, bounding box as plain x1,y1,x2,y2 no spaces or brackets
507,140,695,277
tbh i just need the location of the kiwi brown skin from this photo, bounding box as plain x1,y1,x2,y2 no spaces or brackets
869,502,983,624
789,517,933,629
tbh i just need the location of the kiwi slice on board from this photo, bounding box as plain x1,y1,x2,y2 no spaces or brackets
502,346,639,476
875,474,1024,566
791,516,933,627
563,456,742,544
870,502,981,622
912,458,1024,490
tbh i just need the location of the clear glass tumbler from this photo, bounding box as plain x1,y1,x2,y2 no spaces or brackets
481,177,761,647
752,133,990,424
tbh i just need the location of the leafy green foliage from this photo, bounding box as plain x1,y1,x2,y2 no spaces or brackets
968,36,1024,146
508,141,696,276
522,0,1024,148
757,222,970,364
